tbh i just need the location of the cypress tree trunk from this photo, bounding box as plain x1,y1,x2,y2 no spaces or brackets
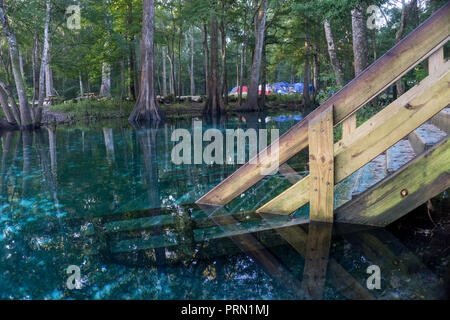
0,87,16,125
0,0,34,129
32,35,39,102
244,0,267,111
162,46,168,97
127,1,137,101
38,0,51,116
395,0,416,96
18,49,24,78
79,73,84,97
99,62,112,98
348,3,369,135
0,79,21,125
259,39,266,108
190,29,195,96
302,18,311,107
324,19,344,87
238,37,247,106
313,50,319,94
203,13,224,115
45,59,54,98
45,42,55,99
220,20,228,106
129,0,164,122
168,52,175,95
177,35,181,98
235,45,239,89
351,4,369,76
202,24,210,97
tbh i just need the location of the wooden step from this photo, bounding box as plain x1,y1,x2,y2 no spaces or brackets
109,214,309,253
351,154,387,198
429,107,450,133
408,123,447,155
197,6,450,207
335,137,450,227
386,139,416,173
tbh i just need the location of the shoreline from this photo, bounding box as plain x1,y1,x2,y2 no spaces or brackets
37,100,308,127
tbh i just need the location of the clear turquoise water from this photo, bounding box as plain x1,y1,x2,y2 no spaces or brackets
0,114,446,299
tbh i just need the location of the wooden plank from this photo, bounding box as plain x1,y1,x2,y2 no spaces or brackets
309,105,334,222
193,215,309,242
334,65,450,182
257,66,450,215
430,108,450,133
278,163,303,184
408,129,429,155
335,137,450,226
196,4,450,206
257,175,310,215
429,46,444,73
342,114,356,139
300,222,333,299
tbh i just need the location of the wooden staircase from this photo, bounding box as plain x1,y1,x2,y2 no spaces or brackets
196,3,450,227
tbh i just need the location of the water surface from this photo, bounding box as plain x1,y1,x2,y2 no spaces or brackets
0,114,446,299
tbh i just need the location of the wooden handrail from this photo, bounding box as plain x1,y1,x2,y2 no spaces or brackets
257,63,450,215
197,3,450,207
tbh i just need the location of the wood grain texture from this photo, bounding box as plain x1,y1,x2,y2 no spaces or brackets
256,175,310,215
309,106,334,222
342,114,356,139
335,138,450,226
429,46,444,74
334,64,450,182
257,65,449,215
430,108,450,133
196,4,450,206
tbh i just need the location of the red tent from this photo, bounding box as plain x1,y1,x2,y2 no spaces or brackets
237,86,248,93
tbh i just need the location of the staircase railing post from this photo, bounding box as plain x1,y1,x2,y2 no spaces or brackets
308,105,335,222
429,47,444,74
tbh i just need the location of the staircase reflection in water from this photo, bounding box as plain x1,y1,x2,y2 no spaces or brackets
92,203,445,300
0,116,446,299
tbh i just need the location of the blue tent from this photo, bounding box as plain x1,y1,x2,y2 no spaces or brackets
269,82,290,94
292,83,315,94
267,82,314,95
229,86,238,95
293,83,304,93
273,115,291,122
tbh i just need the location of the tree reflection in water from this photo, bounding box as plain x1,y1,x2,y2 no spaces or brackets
0,119,446,299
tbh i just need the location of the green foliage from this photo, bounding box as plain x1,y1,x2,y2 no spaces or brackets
50,99,134,119
266,93,302,104
0,0,444,117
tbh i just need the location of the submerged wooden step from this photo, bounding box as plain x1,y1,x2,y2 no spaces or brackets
408,123,447,155
386,139,416,173
351,154,387,198
110,214,309,253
